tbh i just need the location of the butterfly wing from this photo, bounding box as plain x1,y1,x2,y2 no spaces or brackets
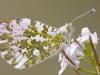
0,18,63,69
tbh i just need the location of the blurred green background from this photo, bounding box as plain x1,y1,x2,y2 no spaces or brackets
0,0,100,75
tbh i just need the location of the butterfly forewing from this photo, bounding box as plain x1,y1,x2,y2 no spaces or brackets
0,19,63,69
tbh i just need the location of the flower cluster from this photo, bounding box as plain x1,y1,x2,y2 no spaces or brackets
58,26,98,75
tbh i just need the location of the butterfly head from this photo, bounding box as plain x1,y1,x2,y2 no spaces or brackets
58,23,74,36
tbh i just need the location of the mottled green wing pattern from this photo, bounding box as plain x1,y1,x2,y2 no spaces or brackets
0,18,63,69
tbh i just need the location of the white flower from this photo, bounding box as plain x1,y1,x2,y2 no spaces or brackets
35,21,44,32
77,27,98,44
81,27,90,36
58,43,83,75
80,27,90,42
33,48,40,57
91,32,98,44
31,35,48,42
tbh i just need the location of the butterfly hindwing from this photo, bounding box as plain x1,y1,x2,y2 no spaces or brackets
0,18,63,69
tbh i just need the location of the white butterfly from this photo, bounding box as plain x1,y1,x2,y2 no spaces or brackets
0,8,96,75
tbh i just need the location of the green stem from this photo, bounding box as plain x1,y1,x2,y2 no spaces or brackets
61,47,80,75
60,47,76,66
89,36,100,75
74,38,85,51
74,38,99,74
79,67,97,74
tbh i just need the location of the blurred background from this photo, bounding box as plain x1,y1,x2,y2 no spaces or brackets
0,0,100,75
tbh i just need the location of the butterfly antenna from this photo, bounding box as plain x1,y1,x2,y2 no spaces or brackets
70,8,96,23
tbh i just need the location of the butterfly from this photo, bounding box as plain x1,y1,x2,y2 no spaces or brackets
0,8,95,70
0,18,69,69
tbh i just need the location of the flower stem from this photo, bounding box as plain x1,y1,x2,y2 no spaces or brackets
60,47,76,66
60,47,80,75
74,38,85,51
79,67,97,74
89,36,100,75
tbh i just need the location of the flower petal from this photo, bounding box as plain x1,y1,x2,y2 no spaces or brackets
91,32,98,44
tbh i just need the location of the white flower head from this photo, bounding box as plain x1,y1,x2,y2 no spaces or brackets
33,48,40,57
35,21,44,32
81,27,90,36
91,32,98,44
58,43,83,75
78,27,98,44
67,43,78,56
